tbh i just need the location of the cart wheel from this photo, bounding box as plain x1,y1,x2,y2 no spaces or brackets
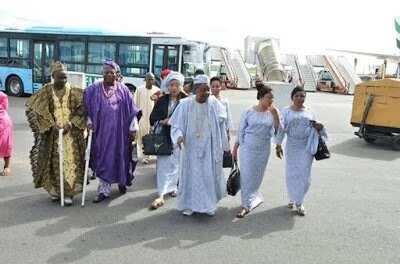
392,136,400,151
364,136,376,144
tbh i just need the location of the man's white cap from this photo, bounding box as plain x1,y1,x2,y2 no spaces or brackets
193,74,209,86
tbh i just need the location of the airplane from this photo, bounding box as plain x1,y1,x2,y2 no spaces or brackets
328,49,400,62
328,49,400,79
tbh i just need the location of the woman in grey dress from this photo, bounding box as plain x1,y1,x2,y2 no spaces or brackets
232,84,281,218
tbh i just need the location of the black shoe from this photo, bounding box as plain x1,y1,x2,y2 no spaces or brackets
118,185,127,195
50,196,60,202
93,193,109,203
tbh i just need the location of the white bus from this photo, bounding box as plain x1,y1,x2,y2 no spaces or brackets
0,26,206,96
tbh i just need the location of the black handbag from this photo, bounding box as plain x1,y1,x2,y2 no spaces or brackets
227,161,240,196
223,151,233,168
142,124,173,156
142,100,179,156
314,136,330,161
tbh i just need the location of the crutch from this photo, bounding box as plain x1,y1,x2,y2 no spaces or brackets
81,129,93,207
59,129,64,207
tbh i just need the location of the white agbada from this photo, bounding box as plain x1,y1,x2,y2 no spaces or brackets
276,106,327,205
169,96,229,214
135,84,160,159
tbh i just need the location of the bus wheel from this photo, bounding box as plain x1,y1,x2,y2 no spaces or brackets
392,136,400,151
6,75,24,97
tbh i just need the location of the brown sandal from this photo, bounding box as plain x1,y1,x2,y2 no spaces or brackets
236,208,250,218
150,198,165,210
3,168,11,176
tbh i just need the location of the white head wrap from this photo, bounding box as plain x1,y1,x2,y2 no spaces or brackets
165,71,185,87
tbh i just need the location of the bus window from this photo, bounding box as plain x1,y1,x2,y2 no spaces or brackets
88,42,116,63
119,44,149,65
121,67,148,77
182,44,205,77
65,64,85,73
87,42,116,74
60,41,85,72
152,45,179,76
86,65,103,75
10,39,29,58
33,43,42,83
0,38,7,58
167,46,178,71
44,43,54,81
153,46,164,77
33,41,55,84
9,39,30,67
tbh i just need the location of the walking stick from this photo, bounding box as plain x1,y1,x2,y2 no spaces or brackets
81,129,93,207
59,129,64,207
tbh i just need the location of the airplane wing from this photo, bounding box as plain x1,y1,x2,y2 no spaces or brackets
328,49,400,62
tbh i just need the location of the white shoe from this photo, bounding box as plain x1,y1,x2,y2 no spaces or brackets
288,201,294,209
64,197,73,206
182,209,193,216
206,211,215,217
296,204,306,216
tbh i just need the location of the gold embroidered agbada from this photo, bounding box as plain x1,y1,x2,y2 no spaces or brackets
26,83,86,197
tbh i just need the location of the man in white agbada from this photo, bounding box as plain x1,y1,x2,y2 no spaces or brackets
169,74,229,216
135,72,160,164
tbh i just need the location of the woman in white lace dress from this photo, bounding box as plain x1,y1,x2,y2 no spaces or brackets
275,86,326,216
232,85,280,218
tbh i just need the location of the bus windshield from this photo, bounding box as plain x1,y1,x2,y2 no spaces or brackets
182,43,206,77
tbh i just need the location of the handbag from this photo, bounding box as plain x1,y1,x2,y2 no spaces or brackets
142,130,173,156
314,135,330,161
223,151,233,168
142,99,179,156
227,161,240,196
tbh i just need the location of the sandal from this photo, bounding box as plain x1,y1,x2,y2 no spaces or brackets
236,208,250,218
296,204,306,216
1,167,11,176
150,198,165,210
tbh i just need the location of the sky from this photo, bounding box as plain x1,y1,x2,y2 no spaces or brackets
0,0,399,56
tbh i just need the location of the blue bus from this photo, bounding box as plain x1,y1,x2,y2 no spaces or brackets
0,26,206,96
